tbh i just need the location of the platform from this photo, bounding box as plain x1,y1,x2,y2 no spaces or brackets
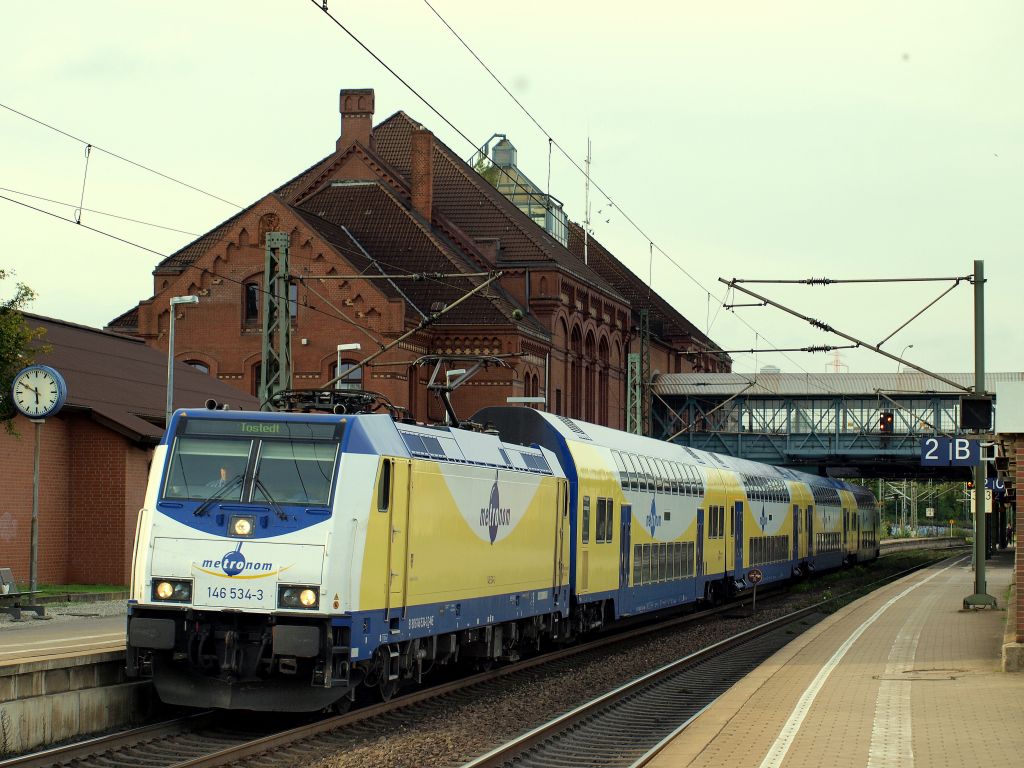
650,549,1024,768
0,614,124,667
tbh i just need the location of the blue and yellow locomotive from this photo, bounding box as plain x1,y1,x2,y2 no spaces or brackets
126,406,878,711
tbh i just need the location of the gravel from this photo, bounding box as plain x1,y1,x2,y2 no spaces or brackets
295,554,947,768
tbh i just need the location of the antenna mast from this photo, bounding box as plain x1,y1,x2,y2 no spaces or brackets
583,137,591,266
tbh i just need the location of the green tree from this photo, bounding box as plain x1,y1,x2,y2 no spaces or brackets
0,270,46,434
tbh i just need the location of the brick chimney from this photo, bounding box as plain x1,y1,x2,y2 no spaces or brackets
337,88,375,151
410,127,434,221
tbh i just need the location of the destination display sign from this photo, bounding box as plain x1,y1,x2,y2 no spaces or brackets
181,418,341,441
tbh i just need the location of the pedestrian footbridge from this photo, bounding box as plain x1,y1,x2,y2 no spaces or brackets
652,372,1023,478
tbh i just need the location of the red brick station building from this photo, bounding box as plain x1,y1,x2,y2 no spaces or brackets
3,88,728,588
110,88,729,426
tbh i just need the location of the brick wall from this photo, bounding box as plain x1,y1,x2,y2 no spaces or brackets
0,412,149,587
123,445,152,582
0,414,71,584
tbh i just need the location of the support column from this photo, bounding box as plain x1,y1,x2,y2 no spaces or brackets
964,259,996,608
260,231,292,410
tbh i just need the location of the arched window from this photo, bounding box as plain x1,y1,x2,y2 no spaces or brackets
251,362,262,397
184,360,210,375
584,331,596,423
244,282,260,324
331,361,363,391
598,337,610,426
570,326,583,420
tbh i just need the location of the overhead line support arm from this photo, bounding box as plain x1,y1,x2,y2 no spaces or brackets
718,278,971,393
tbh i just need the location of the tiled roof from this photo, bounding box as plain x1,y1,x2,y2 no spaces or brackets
294,183,545,335
373,113,625,301
566,222,726,357
105,305,139,331
23,313,258,442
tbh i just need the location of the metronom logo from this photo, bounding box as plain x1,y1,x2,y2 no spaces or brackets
479,474,512,544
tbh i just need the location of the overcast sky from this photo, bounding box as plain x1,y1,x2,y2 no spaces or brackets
3,1,1021,379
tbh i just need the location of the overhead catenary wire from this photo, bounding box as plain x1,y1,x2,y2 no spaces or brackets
401,1,850,392
0,193,425,337
0,186,201,236
75,144,91,224
2,192,508,373
306,2,788,374
0,101,243,209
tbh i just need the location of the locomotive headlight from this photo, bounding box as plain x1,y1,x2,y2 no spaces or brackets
229,514,255,538
278,584,319,610
152,578,192,603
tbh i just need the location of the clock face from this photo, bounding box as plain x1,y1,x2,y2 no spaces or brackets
12,367,64,418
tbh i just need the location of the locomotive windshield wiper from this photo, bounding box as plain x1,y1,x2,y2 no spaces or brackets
193,474,244,517
253,477,290,521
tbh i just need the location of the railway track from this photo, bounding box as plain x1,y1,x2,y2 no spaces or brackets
460,607,824,768
459,553,961,768
2,551,954,768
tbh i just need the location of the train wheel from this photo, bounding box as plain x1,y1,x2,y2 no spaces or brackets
379,677,400,702
330,696,353,715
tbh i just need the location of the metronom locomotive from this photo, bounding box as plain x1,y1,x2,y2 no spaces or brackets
126,406,878,711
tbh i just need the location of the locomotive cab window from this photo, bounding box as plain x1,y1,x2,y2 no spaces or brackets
253,442,337,505
377,459,393,512
163,438,250,501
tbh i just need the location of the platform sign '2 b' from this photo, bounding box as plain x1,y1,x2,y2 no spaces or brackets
920,437,980,467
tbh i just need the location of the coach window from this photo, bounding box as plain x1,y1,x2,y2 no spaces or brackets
596,498,606,543
626,454,642,490
377,459,393,512
654,459,669,493
612,451,628,488
638,456,655,492
670,462,683,495
582,496,591,544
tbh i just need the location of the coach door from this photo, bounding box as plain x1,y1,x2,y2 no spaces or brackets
385,459,412,622
734,501,744,573
696,509,705,576
792,504,800,561
806,506,814,556
553,480,568,605
618,504,632,601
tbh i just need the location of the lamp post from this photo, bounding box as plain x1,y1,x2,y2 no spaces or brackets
166,295,199,426
336,343,362,389
897,344,913,373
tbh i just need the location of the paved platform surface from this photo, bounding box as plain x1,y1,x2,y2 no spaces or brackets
0,613,124,667
650,550,1024,768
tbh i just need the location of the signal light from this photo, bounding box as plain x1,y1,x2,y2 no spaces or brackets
879,410,894,434
967,480,975,490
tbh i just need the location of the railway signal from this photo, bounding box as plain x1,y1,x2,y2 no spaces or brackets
879,410,894,434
